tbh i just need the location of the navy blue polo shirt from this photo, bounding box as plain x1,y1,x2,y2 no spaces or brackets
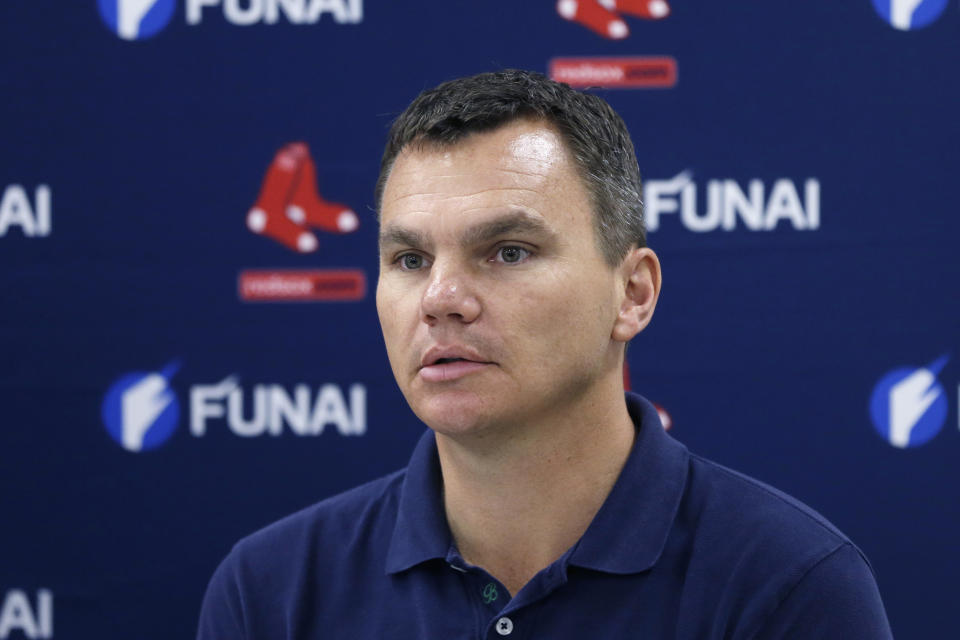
197,393,892,639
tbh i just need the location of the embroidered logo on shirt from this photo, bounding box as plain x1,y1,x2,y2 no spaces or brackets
482,583,499,604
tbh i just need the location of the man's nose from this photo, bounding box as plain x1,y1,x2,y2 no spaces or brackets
420,264,481,325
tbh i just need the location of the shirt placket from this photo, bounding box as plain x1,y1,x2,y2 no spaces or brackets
446,545,569,640
445,546,532,640
489,560,571,640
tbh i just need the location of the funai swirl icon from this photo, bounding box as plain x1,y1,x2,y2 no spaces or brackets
102,361,181,452
869,355,949,448
871,0,949,31
97,0,177,40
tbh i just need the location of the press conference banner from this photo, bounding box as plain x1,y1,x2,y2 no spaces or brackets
2,1,958,637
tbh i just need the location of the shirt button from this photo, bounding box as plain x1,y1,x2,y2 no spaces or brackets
495,616,514,636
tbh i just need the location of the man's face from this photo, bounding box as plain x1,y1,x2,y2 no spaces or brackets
376,119,628,437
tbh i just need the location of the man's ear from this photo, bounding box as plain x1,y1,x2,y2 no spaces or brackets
611,247,662,343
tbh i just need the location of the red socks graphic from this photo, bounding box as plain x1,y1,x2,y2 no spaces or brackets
247,142,358,253
557,0,627,39
556,0,670,39
285,145,359,235
615,0,671,20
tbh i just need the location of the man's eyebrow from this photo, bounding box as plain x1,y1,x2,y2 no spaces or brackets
378,225,427,251
459,211,555,246
378,211,555,253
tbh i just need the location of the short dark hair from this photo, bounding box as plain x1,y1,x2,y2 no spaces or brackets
375,69,646,264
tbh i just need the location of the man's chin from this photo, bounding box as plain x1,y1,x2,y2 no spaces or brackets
409,391,499,436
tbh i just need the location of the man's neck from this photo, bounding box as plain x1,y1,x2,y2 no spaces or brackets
435,383,636,597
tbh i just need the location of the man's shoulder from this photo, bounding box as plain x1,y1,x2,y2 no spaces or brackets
663,453,890,638
229,468,407,572
687,452,847,540
197,468,414,638
677,451,871,594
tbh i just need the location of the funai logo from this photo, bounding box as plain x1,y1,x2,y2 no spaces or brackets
871,0,949,31
102,362,367,452
0,184,51,239
99,0,363,40
187,0,363,26
869,355,949,448
102,361,182,452
0,590,52,640
97,0,177,40
644,172,820,233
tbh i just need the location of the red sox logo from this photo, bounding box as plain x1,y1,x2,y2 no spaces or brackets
551,1,676,89
556,0,671,39
240,143,365,302
247,142,358,253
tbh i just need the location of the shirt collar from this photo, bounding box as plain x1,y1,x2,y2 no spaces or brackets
385,427,451,574
567,392,689,574
385,392,689,576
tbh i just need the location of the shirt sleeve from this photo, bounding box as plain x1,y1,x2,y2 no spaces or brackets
751,543,894,640
196,550,248,640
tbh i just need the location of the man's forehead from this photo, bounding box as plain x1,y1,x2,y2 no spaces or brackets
502,126,567,173
389,122,567,184
410,118,567,160
381,123,575,215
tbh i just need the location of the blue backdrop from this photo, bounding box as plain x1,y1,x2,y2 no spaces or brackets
2,1,958,637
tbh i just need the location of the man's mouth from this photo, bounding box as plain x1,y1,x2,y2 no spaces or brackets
419,349,493,382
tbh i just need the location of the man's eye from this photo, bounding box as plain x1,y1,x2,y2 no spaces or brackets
494,246,531,264
398,253,425,270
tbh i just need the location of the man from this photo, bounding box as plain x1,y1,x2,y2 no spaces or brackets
198,70,893,639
